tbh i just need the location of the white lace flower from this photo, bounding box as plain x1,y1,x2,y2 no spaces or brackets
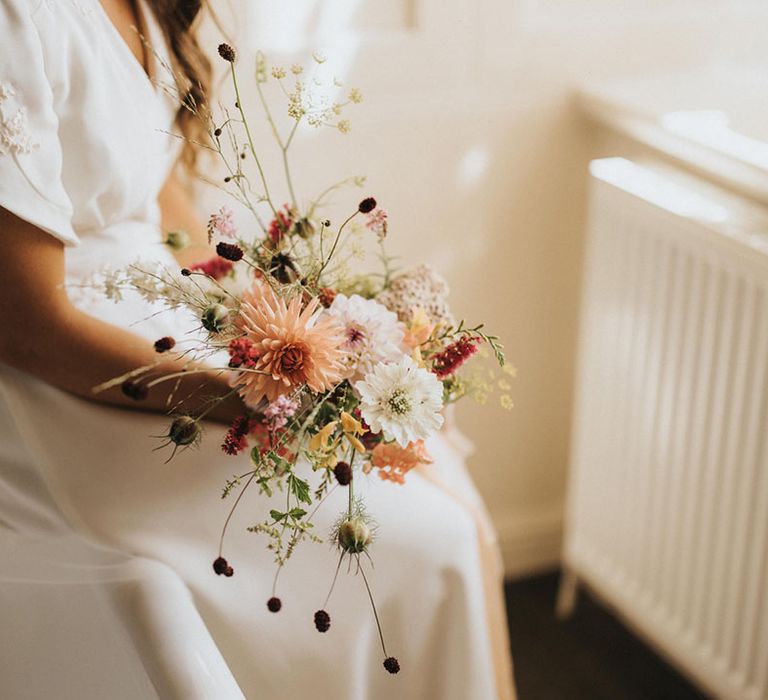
355,356,444,447
328,294,406,382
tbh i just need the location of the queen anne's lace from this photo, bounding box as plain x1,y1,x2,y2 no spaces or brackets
0,82,37,156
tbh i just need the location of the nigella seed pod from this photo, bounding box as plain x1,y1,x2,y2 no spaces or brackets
314,609,331,633
383,657,400,674
121,379,148,401
333,461,352,486
216,242,244,262
267,597,282,613
169,416,200,446
218,43,236,62
201,304,230,333
337,518,372,554
164,230,190,251
358,197,377,214
154,336,176,353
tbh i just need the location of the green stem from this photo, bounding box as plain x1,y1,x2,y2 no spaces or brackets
316,210,359,280
230,63,277,218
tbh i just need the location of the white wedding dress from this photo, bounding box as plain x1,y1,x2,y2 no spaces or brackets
0,1,515,699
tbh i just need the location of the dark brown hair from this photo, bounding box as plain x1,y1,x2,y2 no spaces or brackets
147,0,212,174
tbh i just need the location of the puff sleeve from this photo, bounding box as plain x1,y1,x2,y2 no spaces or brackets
0,0,78,245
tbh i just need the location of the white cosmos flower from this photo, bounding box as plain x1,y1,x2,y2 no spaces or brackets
328,293,406,382
355,356,444,446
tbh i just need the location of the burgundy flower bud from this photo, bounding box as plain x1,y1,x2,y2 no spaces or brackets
218,43,236,63
267,597,282,613
383,657,400,674
213,556,234,576
216,241,244,262
333,461,352,486
358,197,377,214
121,379,148,401
154,336,176,353
314,609,331,633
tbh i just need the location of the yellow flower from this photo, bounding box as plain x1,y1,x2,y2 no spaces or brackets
340,411,366,453
309,421,339,469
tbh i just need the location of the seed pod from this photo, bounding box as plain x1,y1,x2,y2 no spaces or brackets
267,597,282,613
164,230,190,251
169,416,200,446
201,304,230,333
337,518,372,554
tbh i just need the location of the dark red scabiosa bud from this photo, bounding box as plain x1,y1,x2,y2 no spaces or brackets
383,657,400,674
121,379,148,401
358,197,377,214
318,287,337,308
218,43,236,63
267,597,282,613
333,461,352,486
154,336,176,353
216,241,244,262
314,609,331,632
169,416,201,446
181,268,192,276
213,556,234,577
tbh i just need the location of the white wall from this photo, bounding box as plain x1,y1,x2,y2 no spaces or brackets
200,0,768,576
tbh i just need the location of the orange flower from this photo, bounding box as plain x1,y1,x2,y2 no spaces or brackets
370,439,433,485
235,281,345,405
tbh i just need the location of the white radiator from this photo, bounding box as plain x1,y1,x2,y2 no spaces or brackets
561,158,768,700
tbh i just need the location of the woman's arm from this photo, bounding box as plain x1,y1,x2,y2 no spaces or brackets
0,207,241,424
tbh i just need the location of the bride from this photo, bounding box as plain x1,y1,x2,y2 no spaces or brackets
0,1,515,698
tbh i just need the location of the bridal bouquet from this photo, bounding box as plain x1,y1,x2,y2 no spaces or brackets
99,44,513,675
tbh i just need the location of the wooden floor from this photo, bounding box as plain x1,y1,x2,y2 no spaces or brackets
505,572,711,700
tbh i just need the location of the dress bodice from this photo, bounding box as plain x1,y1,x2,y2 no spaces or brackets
0,0,179,278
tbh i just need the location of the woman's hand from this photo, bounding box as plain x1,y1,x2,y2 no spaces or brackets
0,206,243,425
